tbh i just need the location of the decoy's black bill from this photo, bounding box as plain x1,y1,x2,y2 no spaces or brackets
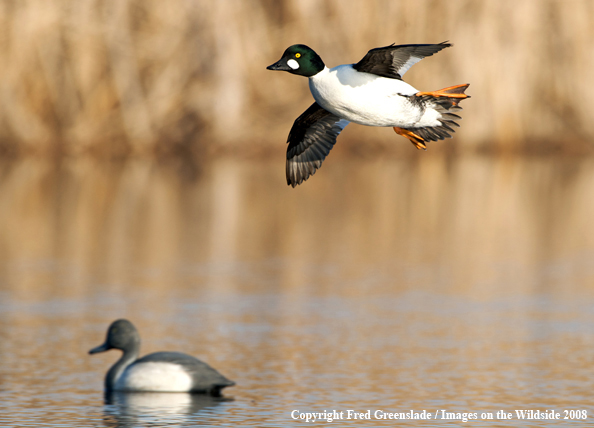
266,59,292,71
89,342,111,354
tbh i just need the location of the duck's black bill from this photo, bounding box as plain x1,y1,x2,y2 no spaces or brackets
89,342,110,354
267,59,292,71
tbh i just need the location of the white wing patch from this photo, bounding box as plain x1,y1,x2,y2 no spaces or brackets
397,56,423,77
287,59,299,70
115,362,193,392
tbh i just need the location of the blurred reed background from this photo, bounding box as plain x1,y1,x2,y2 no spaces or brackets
0,0,593,158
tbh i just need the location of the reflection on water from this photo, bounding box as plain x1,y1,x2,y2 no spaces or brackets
102,392,229,427
0,154,593,427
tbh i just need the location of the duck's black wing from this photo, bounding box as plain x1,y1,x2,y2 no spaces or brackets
353,42,451,80
286,102,349,187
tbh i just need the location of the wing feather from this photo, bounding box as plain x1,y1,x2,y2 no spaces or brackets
353,42,451,79
286,102,349,187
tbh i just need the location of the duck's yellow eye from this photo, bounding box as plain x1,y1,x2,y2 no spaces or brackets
295,53,301,58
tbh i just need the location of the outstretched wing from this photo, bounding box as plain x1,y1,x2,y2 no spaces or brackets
286,102,349,187
353,42,451,79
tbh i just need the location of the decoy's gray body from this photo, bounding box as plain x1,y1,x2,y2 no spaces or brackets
89,319,234,396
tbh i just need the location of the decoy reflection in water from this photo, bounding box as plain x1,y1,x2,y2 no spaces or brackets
89,319,235,396
104,391,233,427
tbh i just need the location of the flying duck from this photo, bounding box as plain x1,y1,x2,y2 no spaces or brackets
267,42,470,187
89,319,235,396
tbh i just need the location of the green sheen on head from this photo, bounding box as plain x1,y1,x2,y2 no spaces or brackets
266,44,325,77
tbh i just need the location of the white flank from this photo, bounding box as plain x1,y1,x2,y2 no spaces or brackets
417,105,443,127
115,362,193,392
287,59,299,70
309,65,432,128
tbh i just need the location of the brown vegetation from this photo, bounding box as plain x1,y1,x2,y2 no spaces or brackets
0,0,593,157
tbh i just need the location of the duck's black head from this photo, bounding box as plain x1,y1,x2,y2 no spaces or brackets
89,319,140,354
267,44,325,77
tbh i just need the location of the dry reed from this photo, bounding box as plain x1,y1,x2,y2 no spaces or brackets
0,0,593,157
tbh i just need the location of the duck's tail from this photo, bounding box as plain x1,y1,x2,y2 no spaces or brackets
394,84,470,150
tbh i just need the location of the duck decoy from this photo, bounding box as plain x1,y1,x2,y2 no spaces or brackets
89,319,235,396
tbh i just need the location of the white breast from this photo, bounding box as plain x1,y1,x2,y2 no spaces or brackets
309,65,423,127
115,362,193,392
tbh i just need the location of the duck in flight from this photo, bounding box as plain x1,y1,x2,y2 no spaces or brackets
267,42,470,187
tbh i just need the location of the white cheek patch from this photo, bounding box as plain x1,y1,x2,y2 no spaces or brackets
287,59,299,70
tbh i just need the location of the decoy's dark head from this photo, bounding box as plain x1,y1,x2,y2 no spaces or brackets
89,319,140,354
266,44,325,77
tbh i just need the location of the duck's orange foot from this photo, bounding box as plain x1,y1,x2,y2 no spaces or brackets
416,83,470,99
415,84,470,107
393,127,427,150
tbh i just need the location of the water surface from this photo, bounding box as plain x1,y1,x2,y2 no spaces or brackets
0,154,593,427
